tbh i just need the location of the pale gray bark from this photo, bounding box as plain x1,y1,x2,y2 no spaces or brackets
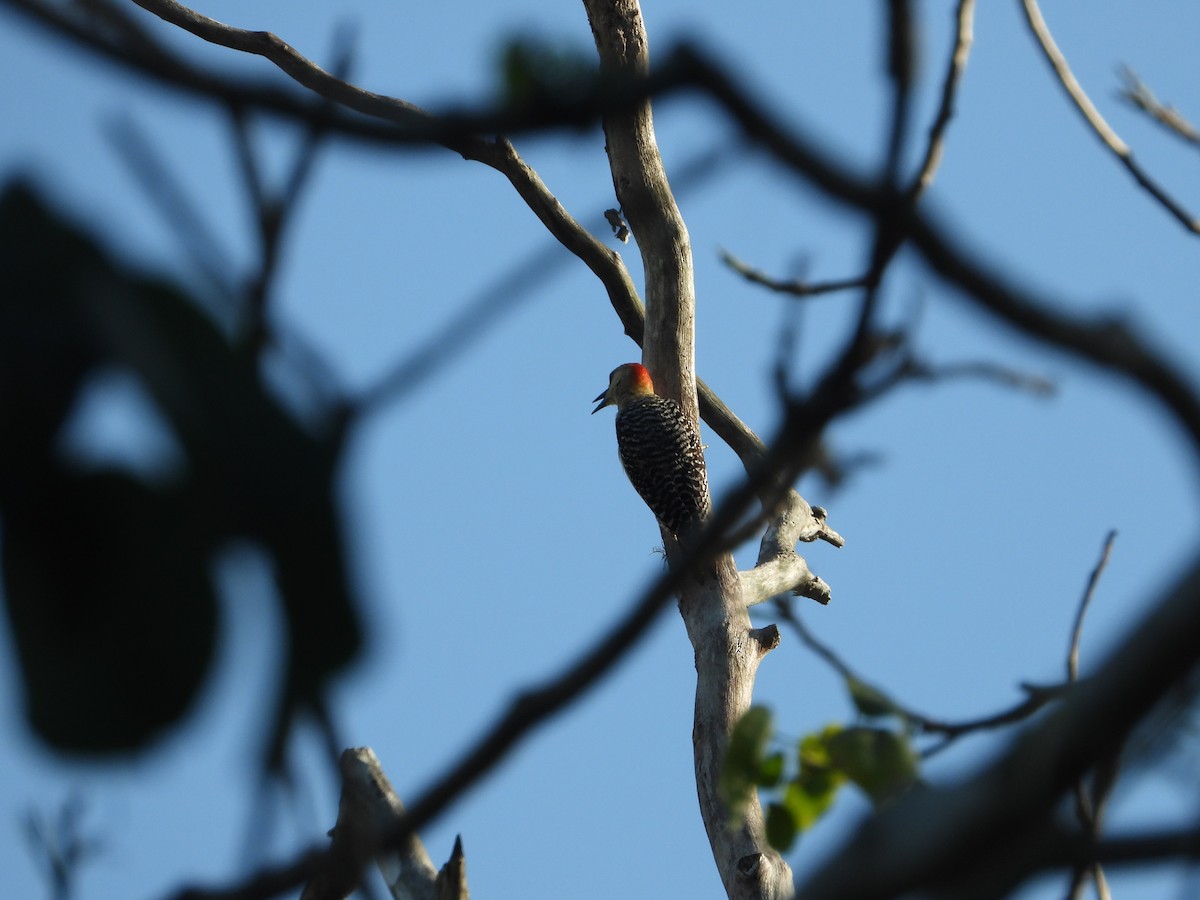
582,2,796,896
301,748,467,900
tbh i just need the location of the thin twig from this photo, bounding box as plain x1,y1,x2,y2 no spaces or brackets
722,0,974,306
902,358,1056,396
1118,66,1200,149
233,33,352,349
1021,0,1127,155
908,0,975,200
916,685,1070,759
720,249,869,298
1020,0,1200,235
1066,531,1118,900
127,0,437,136
774,599,1066,753
104,115,240,310
1067,531,1117,682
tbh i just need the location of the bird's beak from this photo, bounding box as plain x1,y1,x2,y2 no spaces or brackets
591,390,609,415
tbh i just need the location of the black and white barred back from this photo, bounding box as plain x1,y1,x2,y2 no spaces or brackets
614,394,711,536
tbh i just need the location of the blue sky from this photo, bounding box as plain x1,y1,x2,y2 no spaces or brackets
2,1,1199,898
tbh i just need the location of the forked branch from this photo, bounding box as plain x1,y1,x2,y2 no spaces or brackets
1020,0,1200,234
583,2,795,896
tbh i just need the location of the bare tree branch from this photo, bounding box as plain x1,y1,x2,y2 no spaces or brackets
1067,531,1116,683
722,0,973,331
1064,531,1118,900
901,358,1056,396
833,0,918,372
796,555,1200,899
1118,66,1200,149
1020,0,1200,235
127,0,437,133
902,216,1200,457
583,2,795,897
104,115,240,308
908,0,975,199
300,749,444,900
774,599,1066,753
720,249,869,299
648,57,1200,458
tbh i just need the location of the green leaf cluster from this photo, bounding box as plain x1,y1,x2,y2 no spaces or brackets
719,706,779,822
720,700,921,854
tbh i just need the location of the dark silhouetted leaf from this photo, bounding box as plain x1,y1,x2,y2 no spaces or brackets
765,801,797,853
0,182,101,484
3,470,216,752
0,180,363,760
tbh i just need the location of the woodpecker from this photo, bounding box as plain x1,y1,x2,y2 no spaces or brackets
592,363,711,536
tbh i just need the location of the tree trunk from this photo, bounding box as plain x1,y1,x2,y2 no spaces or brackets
582,2,794,897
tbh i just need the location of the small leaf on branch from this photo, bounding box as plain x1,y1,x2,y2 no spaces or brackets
847,677,899,719
758,751,785,788
826,726,920,806
719,706,774,820
498,38,596,110
765,801,797,852
785,724,849,836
